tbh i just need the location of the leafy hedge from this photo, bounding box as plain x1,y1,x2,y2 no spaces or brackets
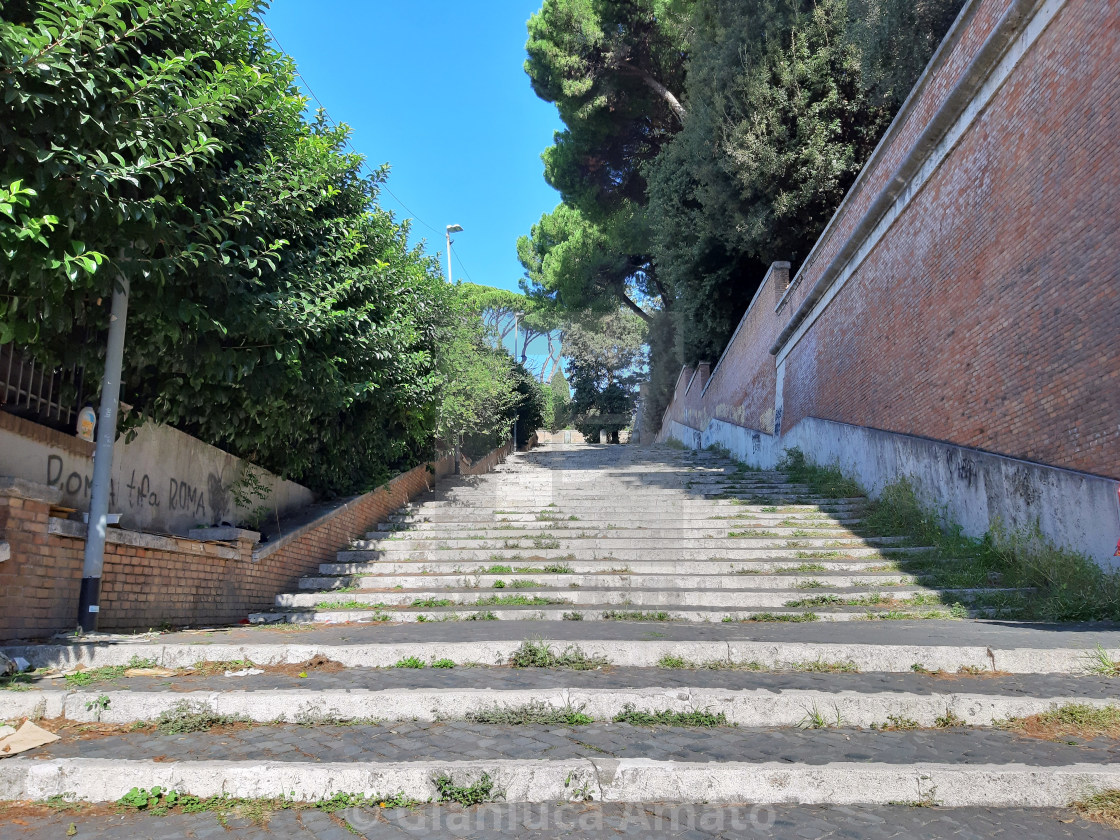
0,0,503,495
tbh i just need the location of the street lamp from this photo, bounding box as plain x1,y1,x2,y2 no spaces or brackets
445,224,463,283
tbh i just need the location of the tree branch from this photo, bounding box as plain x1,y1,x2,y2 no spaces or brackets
618,292,653,323
614,64,687,124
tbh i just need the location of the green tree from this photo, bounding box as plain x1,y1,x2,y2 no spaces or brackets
434,292,520,454
510,364,546,448
517,204,659,322
548,367,572,431
0,0,455,495
648,0,892,363
647,0,964,366
565,310,647,443
522,0,689,326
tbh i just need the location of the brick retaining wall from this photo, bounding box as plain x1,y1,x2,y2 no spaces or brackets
654,0,1120,565
0,455,461,640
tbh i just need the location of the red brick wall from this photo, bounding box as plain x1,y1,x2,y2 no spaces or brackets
0,455,461,640
780,0,1119,477
0,493,80,640
656,0,1119,480
691,264,791,435
462,441,512,475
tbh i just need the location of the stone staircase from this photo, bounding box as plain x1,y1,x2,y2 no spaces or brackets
251,446,999,625
2,443,1120,837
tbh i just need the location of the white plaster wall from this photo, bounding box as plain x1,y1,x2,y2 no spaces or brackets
782,418,1120,573
658,416,1120,572
0,421,313,535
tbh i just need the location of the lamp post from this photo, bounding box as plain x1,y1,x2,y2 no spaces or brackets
512,312,519,451
446,225,464,471
79,268,130,633
445,224,463,283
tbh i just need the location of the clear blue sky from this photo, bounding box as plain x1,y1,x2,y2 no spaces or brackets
264,1,562,297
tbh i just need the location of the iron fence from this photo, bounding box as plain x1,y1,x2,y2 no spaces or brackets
0,343,85,432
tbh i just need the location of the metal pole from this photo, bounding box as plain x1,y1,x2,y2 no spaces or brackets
446,229,453,284
79,273,130,633
513,313,519,451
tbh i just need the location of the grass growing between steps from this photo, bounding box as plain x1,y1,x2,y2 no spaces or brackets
778,448,1120,622
474,594,570,606
655,654,858,673
1072,790,1120,830
602,610,675,622
997,704,1120,741
466,700,593,726
156,701,249,734
433,772,501,805
109,787,425,826
61,657,159,687
1086,646,1120,677
509,639,609,670
612,704,729,728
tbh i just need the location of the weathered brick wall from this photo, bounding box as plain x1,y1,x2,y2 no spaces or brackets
691,264,791,436
780,0,1118,477
0,455,460,640
462,441,512,476
0,484,77,639
657,0,1119,481
656,366,696,435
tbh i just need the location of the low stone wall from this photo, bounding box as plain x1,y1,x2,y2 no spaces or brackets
461,441,513,476
0,453,471,640
0,410,313,535
535,430,587,445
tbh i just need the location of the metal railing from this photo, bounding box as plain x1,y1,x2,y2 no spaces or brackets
0,343,85,431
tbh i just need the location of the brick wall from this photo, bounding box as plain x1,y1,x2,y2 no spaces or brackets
0,454,468,640
461,441,512,476
656,0,1119,481
779,0,1119,477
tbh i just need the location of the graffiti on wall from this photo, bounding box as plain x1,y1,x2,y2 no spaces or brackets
46,454,226,524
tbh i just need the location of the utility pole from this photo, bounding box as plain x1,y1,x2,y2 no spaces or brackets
445,224,463,284
512,312,520,451
79,271,130,633
446,225,464,472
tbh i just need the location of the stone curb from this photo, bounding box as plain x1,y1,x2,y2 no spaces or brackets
4,640,1115,674
5,687,1116,728
298,572,922,591
277,587,1016,610
2,758,1118,807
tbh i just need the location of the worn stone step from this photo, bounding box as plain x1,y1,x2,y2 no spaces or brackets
277,586,1015,610
8,620,1120,673
332,542,918,565
319,554,951,577
2,724,1119,807
7,669,1118,727
357,527,871,549
6,803,1112,840
393,497,869,512
373,515,867,533
248,602,996,625
299,571,924,591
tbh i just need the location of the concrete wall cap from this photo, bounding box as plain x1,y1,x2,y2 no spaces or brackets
0,477,63,505
189,527,261,543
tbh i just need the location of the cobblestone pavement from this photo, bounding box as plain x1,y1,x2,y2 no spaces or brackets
3,803,1116,839
12,666,1120,696
15,617,1120,650
23,722,1120,765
